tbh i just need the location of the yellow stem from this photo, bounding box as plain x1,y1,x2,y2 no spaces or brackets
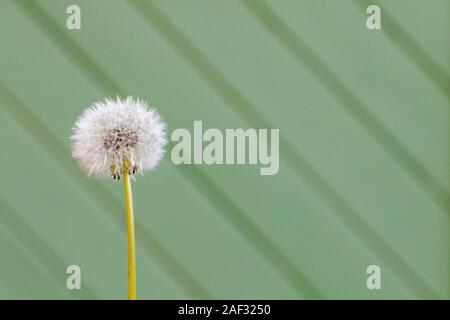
123,170,136,300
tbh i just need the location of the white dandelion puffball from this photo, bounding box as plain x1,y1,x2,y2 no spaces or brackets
71,97,167,179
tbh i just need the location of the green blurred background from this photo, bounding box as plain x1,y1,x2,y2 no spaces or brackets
0,0,448,299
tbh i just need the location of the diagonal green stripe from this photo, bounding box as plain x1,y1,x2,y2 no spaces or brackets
352,0,450,101
178,164,324,299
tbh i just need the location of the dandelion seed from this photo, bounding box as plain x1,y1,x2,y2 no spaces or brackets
71,96,167,300
71,96,167,178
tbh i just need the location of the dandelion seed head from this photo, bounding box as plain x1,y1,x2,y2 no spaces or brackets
71,96,167,178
